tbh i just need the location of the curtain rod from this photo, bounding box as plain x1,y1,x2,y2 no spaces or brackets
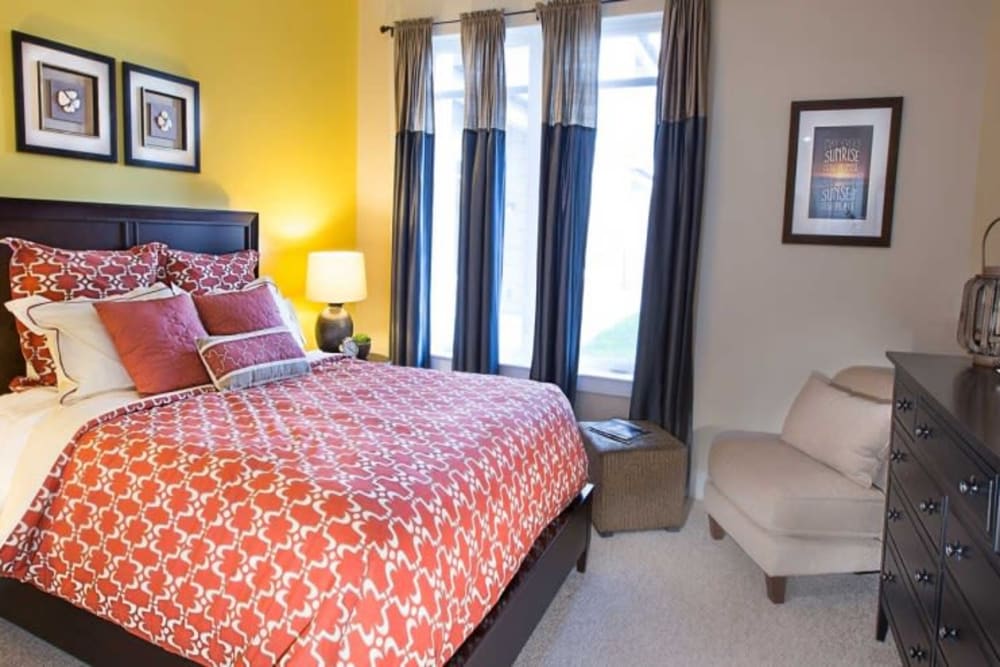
379,0,629,36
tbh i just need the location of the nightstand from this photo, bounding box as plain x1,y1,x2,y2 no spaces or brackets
364,353,390,363
579,420,689,535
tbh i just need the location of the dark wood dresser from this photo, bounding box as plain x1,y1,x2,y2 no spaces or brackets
880,353,1000,666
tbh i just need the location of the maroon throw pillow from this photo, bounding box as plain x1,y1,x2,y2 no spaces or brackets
94,293,211,395
192,285,283,335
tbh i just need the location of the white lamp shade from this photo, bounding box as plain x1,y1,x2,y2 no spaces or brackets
306,251,367,304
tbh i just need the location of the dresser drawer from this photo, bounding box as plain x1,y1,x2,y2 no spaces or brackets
891,429,947,549
883,541,934,665
894,377,918,438
937,571,1000,667
942,513,1000,656
886,480,941,627
911,404,997,537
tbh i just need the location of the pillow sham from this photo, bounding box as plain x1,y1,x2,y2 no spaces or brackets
94,293,211,395
781,373,891,488
196,327,310,391
2,238,164,389
5,284,177,404
193,285,284,335
164,248,258,295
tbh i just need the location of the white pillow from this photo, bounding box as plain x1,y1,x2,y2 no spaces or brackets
781,373,891,488
5,283,177,404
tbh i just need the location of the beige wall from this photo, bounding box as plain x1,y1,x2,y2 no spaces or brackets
693,0,988,495
357,0,992,493
974,2,1000,268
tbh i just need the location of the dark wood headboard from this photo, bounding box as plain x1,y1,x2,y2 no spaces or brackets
0,196,259,393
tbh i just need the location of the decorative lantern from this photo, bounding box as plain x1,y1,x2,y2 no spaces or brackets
958,217,1000,366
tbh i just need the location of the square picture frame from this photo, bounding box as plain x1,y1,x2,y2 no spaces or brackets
123,62,200,172
782,97,903,247
12,31,117,162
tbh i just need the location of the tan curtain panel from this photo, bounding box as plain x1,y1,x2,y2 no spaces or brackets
657,0,709,123
394,18,435,134
460,10,506,131
536,0,601,128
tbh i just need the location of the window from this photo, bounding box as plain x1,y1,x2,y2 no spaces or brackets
430,13,661,381
430,26,543,365
578,14,660,378
429,34,463,360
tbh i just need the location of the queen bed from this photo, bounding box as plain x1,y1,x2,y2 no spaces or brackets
0,197,593,667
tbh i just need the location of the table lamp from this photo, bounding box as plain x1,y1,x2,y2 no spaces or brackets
306,251,367,353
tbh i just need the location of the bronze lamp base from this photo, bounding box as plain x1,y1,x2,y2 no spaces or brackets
316,303,353,353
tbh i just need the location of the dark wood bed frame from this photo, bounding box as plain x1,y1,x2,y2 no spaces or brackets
0,196,593,666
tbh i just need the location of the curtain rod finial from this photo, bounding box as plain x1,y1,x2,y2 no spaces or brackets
380,25,394,36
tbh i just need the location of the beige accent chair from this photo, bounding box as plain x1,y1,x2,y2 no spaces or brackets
703,366,893,604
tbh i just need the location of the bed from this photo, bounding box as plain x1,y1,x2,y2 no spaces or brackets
0,196,593,666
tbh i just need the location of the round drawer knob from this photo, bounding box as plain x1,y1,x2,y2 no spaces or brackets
914,424,932,439
918,499,939,515
890,449,906,463
939,626,960,641
886,508,902,521
908,645,927,661
958,476,982,495
880,571,896,584
914,569,933,585
945,542,970,560
896,398,913,412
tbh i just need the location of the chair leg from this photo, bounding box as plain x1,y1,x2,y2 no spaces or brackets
708,515,726,540
876,604,889,641
766,575,787,604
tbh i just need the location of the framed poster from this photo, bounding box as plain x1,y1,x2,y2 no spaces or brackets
123,62,200,172
11,31,117,162
782,97,903,247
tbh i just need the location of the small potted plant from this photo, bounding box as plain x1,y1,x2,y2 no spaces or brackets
352,333,372,360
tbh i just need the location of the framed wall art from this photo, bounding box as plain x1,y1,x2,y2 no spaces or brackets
12,31,117,162
123,63,200,172
782,97,903,247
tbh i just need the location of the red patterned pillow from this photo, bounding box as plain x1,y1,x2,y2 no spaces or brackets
192,285,283,335
94,293,211,395
196,327,309,390
2,238,164,389
164,248,259,295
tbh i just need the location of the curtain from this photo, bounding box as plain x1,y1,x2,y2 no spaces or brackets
390,19,435,368
452,11,506,374
529,0,601,403
629,0,709,443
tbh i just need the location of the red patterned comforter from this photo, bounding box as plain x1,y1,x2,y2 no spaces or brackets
0,358,588,665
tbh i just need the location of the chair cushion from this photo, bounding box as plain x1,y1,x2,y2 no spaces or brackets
832,365,894,402
781,374,891,488
708,432,885,539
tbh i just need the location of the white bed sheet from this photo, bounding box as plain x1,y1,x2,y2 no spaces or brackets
0,388,61,515
0,389,142,545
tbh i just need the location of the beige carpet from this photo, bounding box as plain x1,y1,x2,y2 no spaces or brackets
0,504,898,667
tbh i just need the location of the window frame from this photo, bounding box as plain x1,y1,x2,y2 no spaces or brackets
426,9,663,399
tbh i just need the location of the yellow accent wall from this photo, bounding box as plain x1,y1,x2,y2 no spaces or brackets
0,0,358,347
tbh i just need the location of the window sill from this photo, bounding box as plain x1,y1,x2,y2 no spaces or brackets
429,356,633,399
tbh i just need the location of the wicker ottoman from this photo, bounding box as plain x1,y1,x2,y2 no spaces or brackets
580,420,688,535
